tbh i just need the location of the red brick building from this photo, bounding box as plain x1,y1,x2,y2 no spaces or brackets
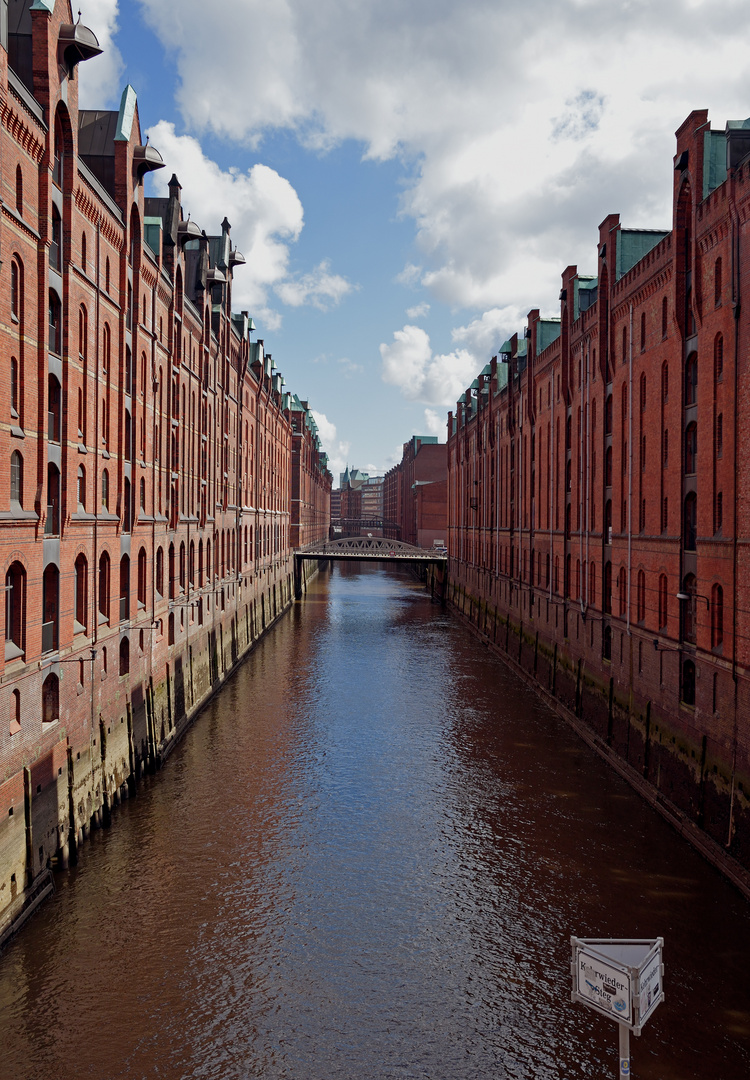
288,395,332,549
0,0,328,941
384,436,447,548
448,109,750,870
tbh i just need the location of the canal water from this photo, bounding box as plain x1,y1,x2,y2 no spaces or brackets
1,565,749,1080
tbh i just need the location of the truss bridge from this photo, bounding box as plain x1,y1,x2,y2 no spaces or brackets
294,536,447,599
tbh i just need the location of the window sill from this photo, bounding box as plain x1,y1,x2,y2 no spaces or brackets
0,506,38,522
11,425,24,439
5,640,24,662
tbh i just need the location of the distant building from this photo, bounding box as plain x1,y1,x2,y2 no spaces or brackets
384,436,447,548
287,396,332,549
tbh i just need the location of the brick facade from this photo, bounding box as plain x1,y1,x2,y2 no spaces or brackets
0,0,329,941
448,109,750,871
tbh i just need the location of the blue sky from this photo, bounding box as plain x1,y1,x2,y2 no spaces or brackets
78,0,750,481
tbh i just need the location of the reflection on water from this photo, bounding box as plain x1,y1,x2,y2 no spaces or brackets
1,565,749,1079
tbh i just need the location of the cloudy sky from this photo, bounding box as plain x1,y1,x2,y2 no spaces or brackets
78,0,750,481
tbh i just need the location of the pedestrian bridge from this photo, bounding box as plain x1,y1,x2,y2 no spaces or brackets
294,536,447,598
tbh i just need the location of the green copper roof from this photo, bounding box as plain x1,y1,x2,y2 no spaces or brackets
115,85,138,142
537,319,561,353
703,129,728,199
615,228,669,281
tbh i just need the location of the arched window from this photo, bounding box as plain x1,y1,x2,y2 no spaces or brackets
618,566,627,617
42,673,59,724
42,565,59,653
105,257,110,293
81,232,87,273
11,258,21,323
714,334,723,382
74,554,87,632
658,574,668,630
138,547,147,608
179,541,186,591
605,394,613,434
685,422,697,474
685,353,697,405
48,290,61,354
168,611,175,645
10,451,23,507
140,476,146,510
119,636,130,676
98,551,110,620
119,555,130,622
156,547,164,596
168,543,176,599
711,583,724,650
682,659,696,706
10,357,19,420
605,499,612,544
189,540,195,586
77,464,86,510
15,165,23,215
684,492,697,551
101,468,109,511
637,569,646,624
5,561,26,657
124,410,132,461
10,689,21,735
198,540,204,587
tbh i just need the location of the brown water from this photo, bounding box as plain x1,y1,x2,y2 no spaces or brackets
1,565,749,1080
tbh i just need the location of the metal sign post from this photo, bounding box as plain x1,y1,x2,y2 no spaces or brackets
571,937,664,1078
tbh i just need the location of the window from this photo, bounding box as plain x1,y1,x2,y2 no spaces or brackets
45,464,60,535
101,468,109,511
168,544,176,599
685,353,697,405
138,548,147,607
682,659,696,706
98,552,110,620
661,297,668,338
711,583,724,650
140,476,146,511
621,326,627,364
15,165,22,215
715,335,723,382
682,574,696,644
10,358,19,419
5,562,26,657
11,260,21,322
605,394,613,434
74,555,87,632
179,541,186,591
684,492,697,550
618,566,627,617
119,637,130,676
105,257,110,293
659,574,668,629
662,496,668,533
715,491,723,534
52,114,64,187
605,446,612,486
637,570,646,623
604,561,612,614
10,451,23,507
48,375,61,443
42,673,59,724
156,547,164,596
716,413,723,458
123,477,131,532
50,206,62,270
10,689,21,735
81,232,87,273
662,361,668,402
640,312,646,352
685,422,697,474
662,429,668,468
120,555,130,622
715,257,722,306
42,565,59,653
48,290,61,354
168,611,175,645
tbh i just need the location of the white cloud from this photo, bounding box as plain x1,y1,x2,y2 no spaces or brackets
77,0,123,108
423,408,446,439
406,302,430,320
311,410,350,481
380,325,480,407
275,259,355,310
146,123,351,331
451,307,522,360
137,0,750,317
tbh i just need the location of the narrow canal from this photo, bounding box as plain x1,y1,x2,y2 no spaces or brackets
1,565,749,1079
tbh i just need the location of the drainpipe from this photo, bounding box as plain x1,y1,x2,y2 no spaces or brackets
627,304,633,633
549,374,554,602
